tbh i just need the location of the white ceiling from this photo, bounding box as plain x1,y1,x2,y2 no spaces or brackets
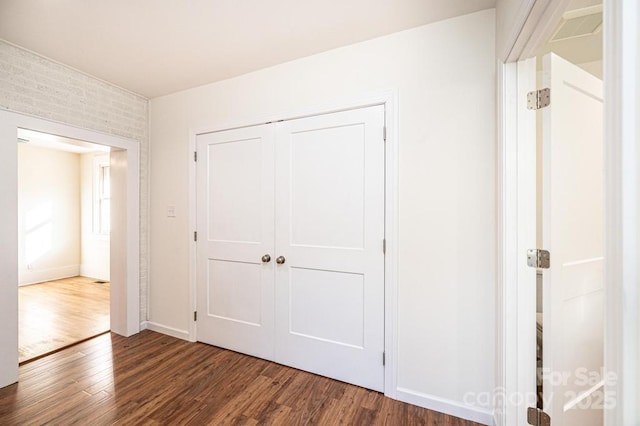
537,0,602,77
0,0,495,98
18,128,109,154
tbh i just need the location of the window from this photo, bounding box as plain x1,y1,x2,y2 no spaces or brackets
94,155,110,235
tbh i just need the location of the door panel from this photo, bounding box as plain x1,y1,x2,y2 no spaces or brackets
196,125,275,360
541,53,603,425
207,138,263,244
274,106,385,392
208,260,263,326
289,267,365,348
289,124,365,249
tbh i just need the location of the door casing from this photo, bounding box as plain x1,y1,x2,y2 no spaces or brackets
0,109,141,389
187,90,399,398
497,0,639,425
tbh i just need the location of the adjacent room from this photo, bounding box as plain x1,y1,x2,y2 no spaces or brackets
17,129,111,363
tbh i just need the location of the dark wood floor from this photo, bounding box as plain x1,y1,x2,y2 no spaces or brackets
0,330,483,425
19,276,110,363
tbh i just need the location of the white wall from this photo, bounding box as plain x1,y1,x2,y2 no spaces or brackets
80,152,110,281
17,144,80,285
18,146,113,284
149,9,496,423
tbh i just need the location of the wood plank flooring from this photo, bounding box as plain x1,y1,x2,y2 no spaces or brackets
0,330,484,425
19,276,110,363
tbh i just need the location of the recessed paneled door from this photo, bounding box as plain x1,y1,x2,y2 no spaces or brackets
196,125,276,360
196,105,385,391
274,106,385,391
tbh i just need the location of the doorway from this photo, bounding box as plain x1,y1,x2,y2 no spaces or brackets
498,0,606,424
499,0,639,423
17,129,112,363
0,109,140,389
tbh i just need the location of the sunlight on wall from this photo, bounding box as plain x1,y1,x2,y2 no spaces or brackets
25,202,53,264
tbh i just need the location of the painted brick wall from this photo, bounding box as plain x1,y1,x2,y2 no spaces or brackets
0,40,149,321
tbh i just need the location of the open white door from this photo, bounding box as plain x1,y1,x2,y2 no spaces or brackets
541,53,604,424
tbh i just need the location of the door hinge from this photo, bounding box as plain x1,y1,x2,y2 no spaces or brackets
194,231,197,242
383,352,386,366
383,239,386,254
527,407,551,426
194,311,197,321
383,126,387,142
194,151,197,162
527,88,551,110
527,249,550,269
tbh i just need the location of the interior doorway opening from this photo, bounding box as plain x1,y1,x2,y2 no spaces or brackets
17,129,113,363
0,109,140,389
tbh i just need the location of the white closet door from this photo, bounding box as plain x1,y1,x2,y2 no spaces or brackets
274,105,386,391
541,53,604,425
196,125,275,360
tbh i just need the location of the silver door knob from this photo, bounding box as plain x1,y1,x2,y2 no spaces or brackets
275,256,286,265
261,254,271,263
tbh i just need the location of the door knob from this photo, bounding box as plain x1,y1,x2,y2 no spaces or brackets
261,254,271,263
276,256,286,265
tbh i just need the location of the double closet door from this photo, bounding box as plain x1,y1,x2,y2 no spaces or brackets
196,105,385,391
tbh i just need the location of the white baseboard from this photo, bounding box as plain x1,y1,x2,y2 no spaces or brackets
19,264,80,286
79,264,110,282
396,387,494,426
143,321,190,341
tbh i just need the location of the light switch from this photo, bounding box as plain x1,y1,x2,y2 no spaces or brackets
167,205,176,218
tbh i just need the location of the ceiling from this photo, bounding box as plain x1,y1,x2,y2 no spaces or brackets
537,0,602,77
18,128,109,154
0,0,495,99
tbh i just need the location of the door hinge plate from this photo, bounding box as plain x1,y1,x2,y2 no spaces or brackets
194,311,197,321
194,151,198,162
383,238,386,254
382,352,386,366
527,249,550,269
527,407,551,426
383,126,387,142
194,231,197,242
527,88,551,110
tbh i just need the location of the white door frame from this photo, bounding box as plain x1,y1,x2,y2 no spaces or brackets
0,109,141,388
187,90,399,398
603,0,640,423
496,56,538,426
497,0,640,424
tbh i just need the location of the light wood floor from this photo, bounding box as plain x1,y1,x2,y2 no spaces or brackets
0,330,483,425
19,276,110,363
